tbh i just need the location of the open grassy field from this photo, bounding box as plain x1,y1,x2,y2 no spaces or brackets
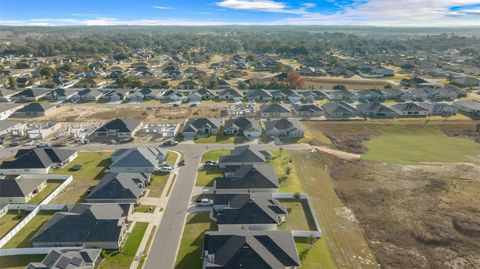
146,173,169,198
2,211,56,249
200,149,230,162
51,151,112,203
175,212,215,269
100,222,148,269
290,151,378,269
278,199,317,231
0,211,28,239
27,180,63,204
0,254,46,269
363,125,480,164
296,237,337,269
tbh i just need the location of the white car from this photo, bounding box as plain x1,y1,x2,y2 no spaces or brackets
195,198,213,207
159,164,174,172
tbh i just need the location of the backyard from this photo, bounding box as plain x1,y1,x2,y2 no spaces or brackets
0,254,46,269
2,211,56,249
27,180,63,204
51,151,112,203
268,149,303,193
0,211,28,239
175,212,215,269
99,222,148,269
278,199,317,231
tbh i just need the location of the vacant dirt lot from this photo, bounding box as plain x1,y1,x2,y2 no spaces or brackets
18,104,221,124
330,157,480,269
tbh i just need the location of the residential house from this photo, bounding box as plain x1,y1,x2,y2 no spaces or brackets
418,102,458,116
109,147,166,173
46,88,77,101
246,89,273,102
322,102,359,119
0,89,19,102
94,119,143,139
452,75,480,87
103,89,131,102
71,88,104,102
129,88,162,102
178,80,199,90
0,120,24,137
181,118,221,139
218,146,271,168
160,89,184,102
293,104,323,118
188,91,203,103
271,89,301,103
352,89,385,102
0,103,24,120
30,203,132,249
0,147,77,175
202,230,300,269
356,102,397,118
453,100,480,116
214,164,279,193
196,89,215,100
211,193,287,231
14,103,56,117
86,172,151,203
0,175,47,203
218,88,243,102
300,90,327,102
264,118,304,138
224,117,262,138
259,103,291,119
26,249,102,269
391,102,430,116
11,88,50,102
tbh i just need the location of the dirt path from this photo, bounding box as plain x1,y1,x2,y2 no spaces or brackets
291,150,379,269
312,146,362,161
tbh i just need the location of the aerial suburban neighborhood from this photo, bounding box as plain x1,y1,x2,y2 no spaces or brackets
0,9,480,269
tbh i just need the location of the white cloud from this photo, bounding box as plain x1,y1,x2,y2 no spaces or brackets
152,5,173,10
302,3,316,8
215,0,308,14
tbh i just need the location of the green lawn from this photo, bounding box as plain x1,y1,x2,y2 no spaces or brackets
195,169,224,187
363,126,480,164
0,254,46,269
134,205,156,213
268,149,303,193
147,173,169,198
165,151,179,165
194,129,245,144
278,199,317,231
200,149,230,162
51,151,112,203
27,180,63,204
0,211,28,239
100,222,148,269
296,237,337,269
175,212,215,269
2,211,56,248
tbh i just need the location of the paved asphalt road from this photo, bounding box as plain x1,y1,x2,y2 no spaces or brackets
142,143,310,269
0,141,310,269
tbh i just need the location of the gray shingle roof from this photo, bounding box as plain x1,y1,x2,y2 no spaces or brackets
97,118,143,133
16,102,55,113
224,117,260,132
260,103,291,113
264,118,303,132
86,172,150,201
204,230,300,268
213,193,287,225
216,164,278,189
0,176,46,197
0,147,77,169
31,203,131,245
182,118,221,133
219,146,270,164
26,249,101,269
110,147,165,169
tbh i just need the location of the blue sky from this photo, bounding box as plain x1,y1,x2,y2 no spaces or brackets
0,0,479,26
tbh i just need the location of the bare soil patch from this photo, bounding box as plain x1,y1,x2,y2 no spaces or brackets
328,156,480,269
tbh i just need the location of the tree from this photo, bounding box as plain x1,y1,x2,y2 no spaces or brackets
39,66,56,78
8,76,17,89
286,72,304,89
333,84,347,91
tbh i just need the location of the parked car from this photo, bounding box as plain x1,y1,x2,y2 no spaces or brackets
163,139,178,146
159,164,174,172
195,198,213,207
69,164,83,171
179,159,185,166
36,142,49,147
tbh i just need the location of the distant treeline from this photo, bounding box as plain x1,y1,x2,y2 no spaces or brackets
1,26,479,58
